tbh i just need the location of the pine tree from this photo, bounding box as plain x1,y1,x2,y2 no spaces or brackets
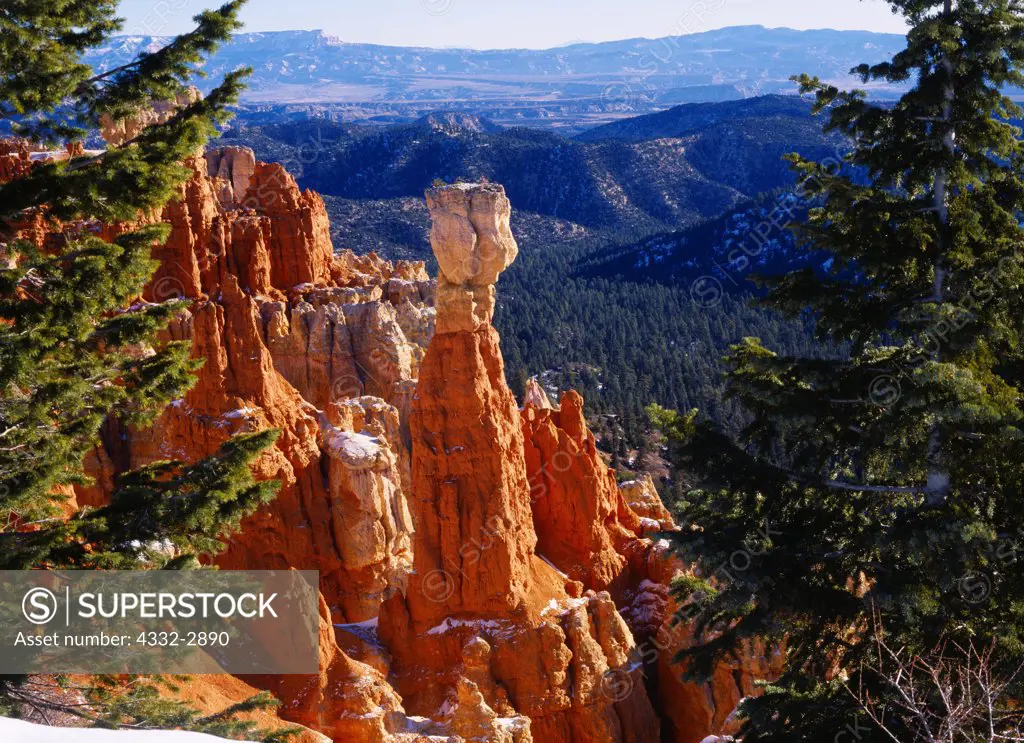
653,2,1024,741
0,2,287,736
0,0,271,561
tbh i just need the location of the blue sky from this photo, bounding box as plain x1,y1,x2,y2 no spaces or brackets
117,0,909,48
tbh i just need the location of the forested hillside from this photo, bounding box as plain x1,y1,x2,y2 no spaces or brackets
496,230,834,445
582,188,829,286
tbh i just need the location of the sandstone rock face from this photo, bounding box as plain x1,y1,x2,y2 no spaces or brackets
256,593,419,743
260,285,425,412
517,380,781,743
320,399,414,618
523,378,555,411
609,543,782,743
619,474,676,533
0,138,32,185
426,183,518,334
0,139,83,251
56,151,447,743
205,146,256,205
655,596,783,743
244,162,337,290
393,184,537,628
400,320,538,624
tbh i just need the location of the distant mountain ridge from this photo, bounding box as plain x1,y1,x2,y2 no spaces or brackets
219,95,842,259
86,26,909,129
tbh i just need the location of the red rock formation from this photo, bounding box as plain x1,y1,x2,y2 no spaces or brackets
134,166,773,743
390,184,538,628
619,474,676,533
242,161,336,290
518,377,783,743
0,139,54,250
379,184,662,743
403,321,538,622
52,147,441,742
255,593,418,743
205,146,255,205
653,585,783,743
522,388,647,592
100,88,203,148
0,138,32,184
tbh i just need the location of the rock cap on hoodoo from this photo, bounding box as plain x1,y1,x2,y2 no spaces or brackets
425,182,519,333
425,182,518,287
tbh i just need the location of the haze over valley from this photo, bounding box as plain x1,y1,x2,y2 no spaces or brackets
88,25,910,130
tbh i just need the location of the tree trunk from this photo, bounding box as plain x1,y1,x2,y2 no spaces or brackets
927,0,956,505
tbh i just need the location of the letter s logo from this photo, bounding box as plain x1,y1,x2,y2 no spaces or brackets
22,587,58,625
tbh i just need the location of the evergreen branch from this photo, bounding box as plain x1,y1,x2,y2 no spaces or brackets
82,2,247,120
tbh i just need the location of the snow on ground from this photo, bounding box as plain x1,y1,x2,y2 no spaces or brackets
335,616,379,630
424,617,518,639
541,597,589,617
538,554,568,579
334,616,382,649
221,407,258,420
325,430,382,464
0,717,255,742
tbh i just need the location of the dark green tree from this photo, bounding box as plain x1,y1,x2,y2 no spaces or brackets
653,2,1024,741
0,2,289,737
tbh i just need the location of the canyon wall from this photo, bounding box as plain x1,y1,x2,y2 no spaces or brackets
77,149,429,626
